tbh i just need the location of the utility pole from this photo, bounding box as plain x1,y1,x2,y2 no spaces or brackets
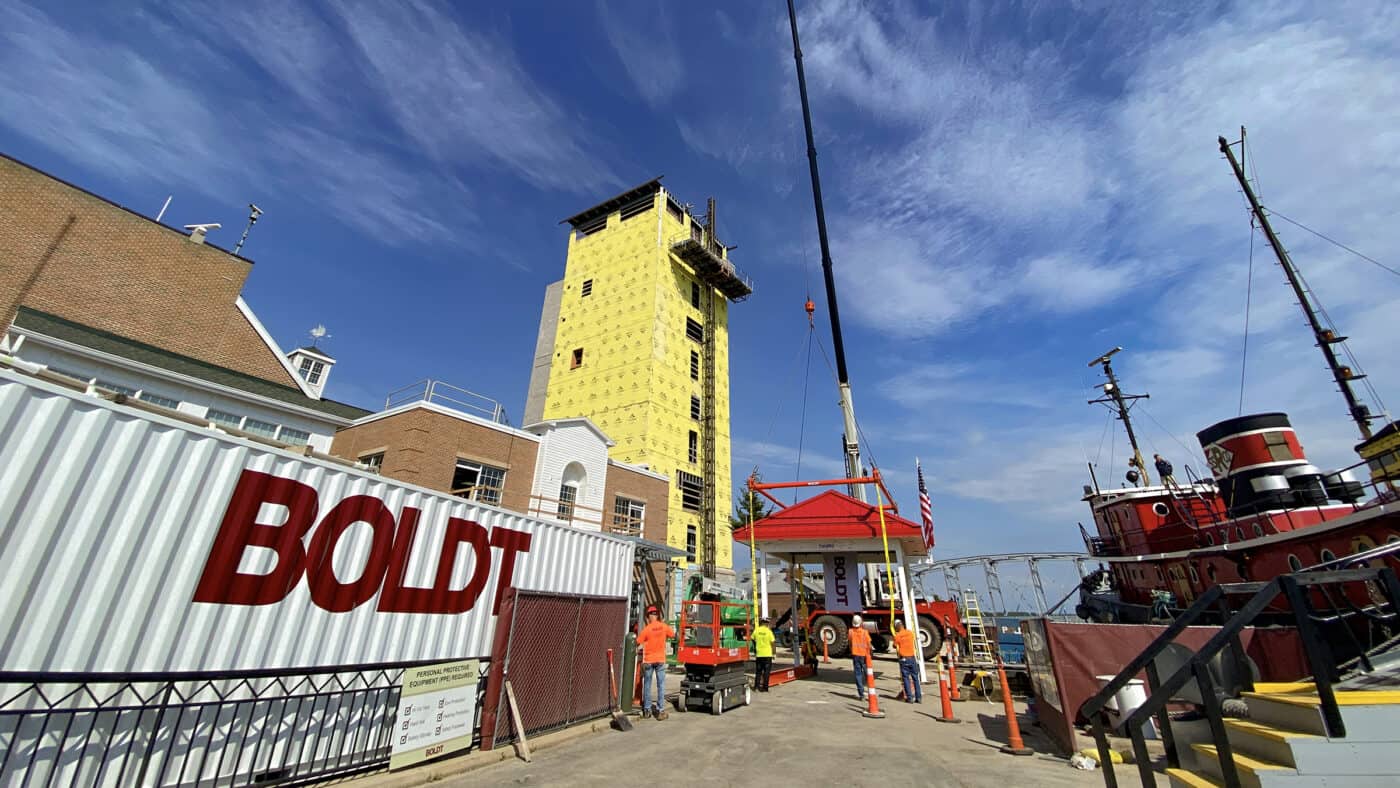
787,0,865,501
1089,347,1150,486
1219,133,1373,440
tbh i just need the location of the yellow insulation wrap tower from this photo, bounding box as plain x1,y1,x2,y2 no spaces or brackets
524,180,752,575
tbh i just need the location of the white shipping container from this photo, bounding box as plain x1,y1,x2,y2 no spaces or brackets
0,369,636,673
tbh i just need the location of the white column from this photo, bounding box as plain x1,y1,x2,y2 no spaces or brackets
759,558,770,619
894,544,927,684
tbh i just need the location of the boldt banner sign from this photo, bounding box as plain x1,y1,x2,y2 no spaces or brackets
822,553,861,612
0,370,635,674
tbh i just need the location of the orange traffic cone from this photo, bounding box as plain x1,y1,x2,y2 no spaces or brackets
861,663,885,719
997,657,1033,755
936,657,960,724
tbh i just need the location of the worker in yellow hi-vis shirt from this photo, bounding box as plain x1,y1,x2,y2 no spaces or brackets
751,617,776,692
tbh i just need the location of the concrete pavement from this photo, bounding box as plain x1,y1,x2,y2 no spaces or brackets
436,655,1145,788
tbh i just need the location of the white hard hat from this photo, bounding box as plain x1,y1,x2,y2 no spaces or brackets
850,614,863,626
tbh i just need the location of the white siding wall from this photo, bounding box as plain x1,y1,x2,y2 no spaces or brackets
528,422,611,531
11,337,343,452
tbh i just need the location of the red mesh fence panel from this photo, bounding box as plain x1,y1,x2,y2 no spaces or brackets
492,593,626,747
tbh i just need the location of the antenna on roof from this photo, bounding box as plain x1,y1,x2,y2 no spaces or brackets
233,203,263,256
156,196,172,223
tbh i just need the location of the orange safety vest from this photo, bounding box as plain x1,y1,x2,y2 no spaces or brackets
894,628,917,658
637,621,674,664
849,626,871,657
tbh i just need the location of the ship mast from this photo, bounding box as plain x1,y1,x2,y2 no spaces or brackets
787,0,866,501
1219,132,1374,440
1089,347,1151,486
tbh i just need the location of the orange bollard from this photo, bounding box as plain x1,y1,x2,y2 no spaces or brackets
822,636,830,664
936,657,960,724
997,657,1033,755
861,662,885,718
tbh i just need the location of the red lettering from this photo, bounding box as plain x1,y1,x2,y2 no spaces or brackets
197,471,537,614
490,527,533,614
305,495,397,612
192,470,318,605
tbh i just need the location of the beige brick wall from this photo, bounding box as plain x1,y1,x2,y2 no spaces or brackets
602,464,670,544
0,156,297,386
330,409,540,513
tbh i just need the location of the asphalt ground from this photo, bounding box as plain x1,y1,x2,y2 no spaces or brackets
435,653,1155,788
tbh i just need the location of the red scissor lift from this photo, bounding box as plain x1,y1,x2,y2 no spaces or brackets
675,600,752,715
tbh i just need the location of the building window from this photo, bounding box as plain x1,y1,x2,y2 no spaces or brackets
678,471,704,512
95,380,137,396
207,409,242,428
557,483,578,521
575,216,606,238
620,198,651,221
686,524,697,562
452,460,506,505
138,391,180,409
361,452,385,472
581,279,593,297
571,348,584,369
298,357,324,385
612,496,645,534
690,282,701,309
685,318,704,342
1263,430,1293,461
243,418,279,439
688,430,698,463
690,396,701,421
278,427,311,446
690,350,700,380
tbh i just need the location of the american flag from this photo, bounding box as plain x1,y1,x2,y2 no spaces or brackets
916,460,935,551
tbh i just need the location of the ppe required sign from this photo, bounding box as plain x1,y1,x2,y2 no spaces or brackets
390,660,479,770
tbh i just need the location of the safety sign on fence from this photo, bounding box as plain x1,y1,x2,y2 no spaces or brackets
390,660,480,770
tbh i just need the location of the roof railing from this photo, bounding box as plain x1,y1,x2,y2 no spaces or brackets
383,379,510,425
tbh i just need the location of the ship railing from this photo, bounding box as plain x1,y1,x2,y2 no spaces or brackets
1080,563,1400,788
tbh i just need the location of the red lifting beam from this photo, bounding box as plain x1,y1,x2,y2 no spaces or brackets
747,471,899,514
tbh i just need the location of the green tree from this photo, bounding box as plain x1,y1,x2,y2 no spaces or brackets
730,476,774,532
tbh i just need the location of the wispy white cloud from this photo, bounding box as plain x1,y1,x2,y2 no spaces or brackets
0,1,623,248
596,0,685,107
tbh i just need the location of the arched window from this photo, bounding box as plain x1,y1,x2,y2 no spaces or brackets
557,461,588,521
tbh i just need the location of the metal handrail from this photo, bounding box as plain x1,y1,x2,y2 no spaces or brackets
1082,565,1400,788
383,379,510,424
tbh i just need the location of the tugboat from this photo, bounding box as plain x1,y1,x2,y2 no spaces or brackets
1076,132,1400,624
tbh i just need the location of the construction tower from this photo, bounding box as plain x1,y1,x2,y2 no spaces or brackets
524,179,752,576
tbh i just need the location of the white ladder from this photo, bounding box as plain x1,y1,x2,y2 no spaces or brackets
961,589,995,664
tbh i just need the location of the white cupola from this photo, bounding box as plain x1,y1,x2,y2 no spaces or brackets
287,344,335,399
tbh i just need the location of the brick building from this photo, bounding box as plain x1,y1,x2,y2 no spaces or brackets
0,154,367,448
327,394,670,543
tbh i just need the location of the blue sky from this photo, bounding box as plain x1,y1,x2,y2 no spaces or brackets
5,1,1399,606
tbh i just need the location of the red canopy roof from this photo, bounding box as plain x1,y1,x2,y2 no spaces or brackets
732,489,928,556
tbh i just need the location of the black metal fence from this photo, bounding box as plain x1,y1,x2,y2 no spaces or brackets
0,660,445,787
1082,546,1400,788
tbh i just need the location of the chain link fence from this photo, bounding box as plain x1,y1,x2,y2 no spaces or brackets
490,592,627,748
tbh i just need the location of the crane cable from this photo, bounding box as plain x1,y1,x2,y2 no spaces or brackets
874,483,897,631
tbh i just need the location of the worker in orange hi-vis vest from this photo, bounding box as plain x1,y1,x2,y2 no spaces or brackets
893,620,922,703
637,606,675,720
848,614,872,702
